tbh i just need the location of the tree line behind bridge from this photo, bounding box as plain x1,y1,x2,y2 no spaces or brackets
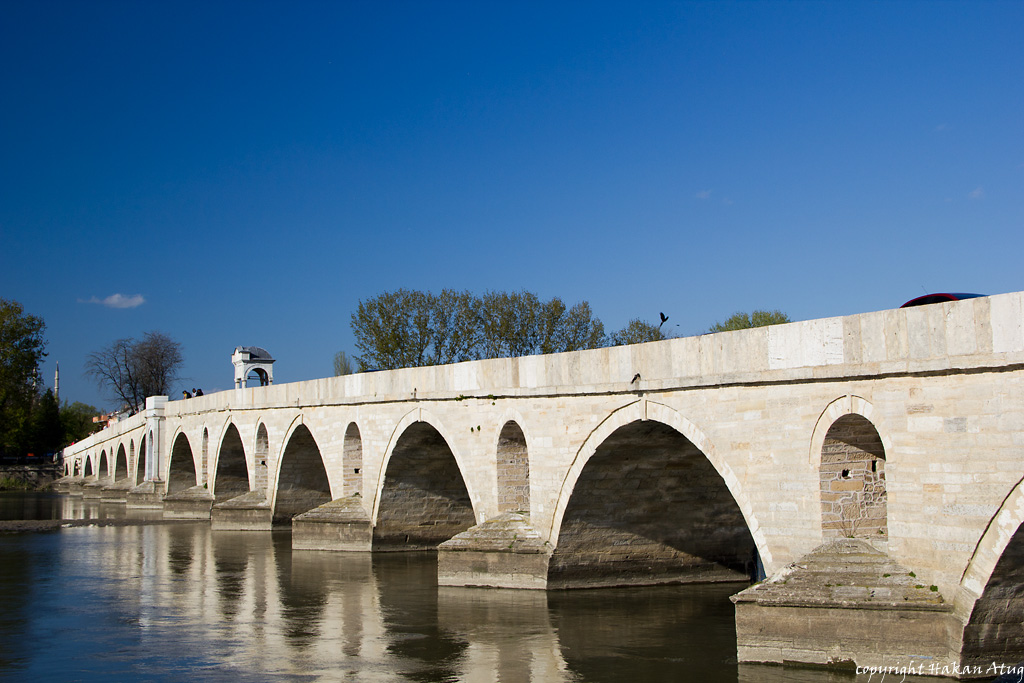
342,288,789,373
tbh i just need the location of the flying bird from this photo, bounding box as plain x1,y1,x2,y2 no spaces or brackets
659,312,668,329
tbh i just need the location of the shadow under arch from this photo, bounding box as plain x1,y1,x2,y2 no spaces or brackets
113,443,128,482
371,409,476,550
808,395,891,466
342,421,363,497
135,434,147,483
547,399,764,588
213,420,251,502
97,449,109,481
371,408,479,523
957,474,1024,668
496,419,530,515
167,430,198,494
272,418,331,524
252,421,271,497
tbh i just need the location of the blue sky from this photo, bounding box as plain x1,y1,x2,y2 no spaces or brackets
2,1,1022,410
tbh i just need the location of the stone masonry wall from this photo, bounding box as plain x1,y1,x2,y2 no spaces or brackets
819,414,887,539
496,421,529,514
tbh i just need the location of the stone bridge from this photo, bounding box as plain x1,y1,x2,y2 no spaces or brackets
60,292,1024,676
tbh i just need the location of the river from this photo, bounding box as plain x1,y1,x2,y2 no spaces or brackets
0,492,956,682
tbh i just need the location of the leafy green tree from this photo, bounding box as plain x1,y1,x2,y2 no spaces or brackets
333,351,356,376
429,289,480,365
27,389,62,456
60,401,101,446
609,318,665,346
708,309,791,333
478,290,544,359
0,299,47,456
351,289,434,371
350,289,607,370
557,301,607,352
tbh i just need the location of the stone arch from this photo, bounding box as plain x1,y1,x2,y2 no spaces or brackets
549,400,767,564
808,395,891,465
371,408,480,523
958,475,1024,668
371,410,476,550
253,422,270,496
114,443,128,482
812,397,888,540
167,430,198,494
342,422,363,497
272,419,331,524
128,440,136,483
201,427,210,485
145,429,154,479
547,399,759,588
135,435,147,483
83,454,93,477
98,449,109,480
213,421,250,501
496,420,529,514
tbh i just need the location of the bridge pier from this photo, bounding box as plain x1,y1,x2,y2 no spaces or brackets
731,540,957,672
126,481,164,509
292,495,373,551
52,475,76,493
438,513,551,590
81,480,106,499
100,480,133,504
211,491,273,531
162,485,214,519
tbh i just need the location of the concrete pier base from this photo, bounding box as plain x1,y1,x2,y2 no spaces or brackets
438,513,552,589
163,485,214,519
62,476,86,495
100,479,133,504
211,491,272,531
731,539,956,673
81,480,106,499
292,495,373,551
126,481,164,509
52,475,76,493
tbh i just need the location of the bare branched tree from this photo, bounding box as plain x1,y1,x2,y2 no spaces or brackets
85,332,183,413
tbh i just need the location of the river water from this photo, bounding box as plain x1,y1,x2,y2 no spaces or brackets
0,492,955,683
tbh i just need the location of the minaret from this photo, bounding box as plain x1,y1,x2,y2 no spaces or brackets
54,362,59,403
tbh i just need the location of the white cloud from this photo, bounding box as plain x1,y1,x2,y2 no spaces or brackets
695,189,712,200
934,123,950,132
969,187,984,200
81,293,146,309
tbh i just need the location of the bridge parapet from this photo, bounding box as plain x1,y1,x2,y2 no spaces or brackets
135,293,1024,419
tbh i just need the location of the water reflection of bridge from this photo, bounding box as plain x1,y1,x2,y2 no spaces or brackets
79,521,810,681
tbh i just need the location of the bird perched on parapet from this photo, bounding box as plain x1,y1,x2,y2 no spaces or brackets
631,373,641,384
